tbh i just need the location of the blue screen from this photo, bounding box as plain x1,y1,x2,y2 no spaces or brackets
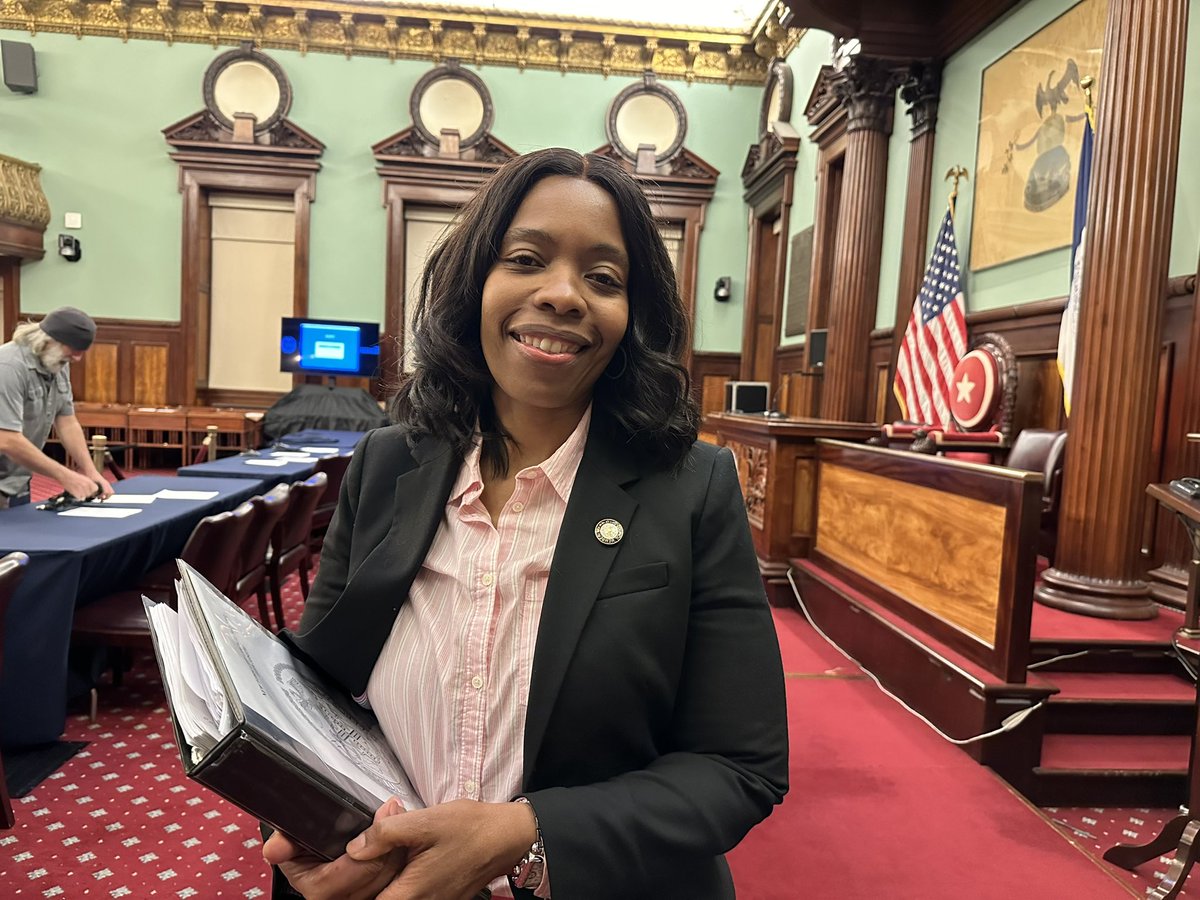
280,317,381,377
298,323,360,373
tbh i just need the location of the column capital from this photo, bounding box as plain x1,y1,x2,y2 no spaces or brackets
833,56,899,134
899,61,942,140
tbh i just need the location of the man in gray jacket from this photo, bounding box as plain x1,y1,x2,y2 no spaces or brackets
0,306,113,507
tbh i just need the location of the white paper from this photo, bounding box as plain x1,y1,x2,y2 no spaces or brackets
145,601,219,757
156,489,220,500
270,452,315,460
58,506,142,519
301,447,340,456
101,494,158,504
244,459,291,468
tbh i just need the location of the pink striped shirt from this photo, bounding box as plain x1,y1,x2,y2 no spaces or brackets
366,409,591,897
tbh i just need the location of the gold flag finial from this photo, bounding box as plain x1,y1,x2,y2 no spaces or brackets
945,165,969,219
1080,75,1096,129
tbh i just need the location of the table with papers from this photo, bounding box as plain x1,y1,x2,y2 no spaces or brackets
0,475,264,747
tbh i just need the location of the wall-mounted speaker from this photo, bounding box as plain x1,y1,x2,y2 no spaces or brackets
808,328,828,369
1,41,37,95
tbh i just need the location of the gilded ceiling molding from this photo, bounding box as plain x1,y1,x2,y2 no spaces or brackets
0,1,803,86
0,154,51,232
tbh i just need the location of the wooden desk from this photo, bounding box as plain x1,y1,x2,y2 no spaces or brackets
705,413,880,605
184,407,263,463
1104,483,1200,897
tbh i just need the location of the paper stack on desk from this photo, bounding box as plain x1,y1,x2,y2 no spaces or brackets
144,562,421,860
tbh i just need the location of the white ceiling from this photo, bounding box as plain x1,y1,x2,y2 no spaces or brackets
365,1,773,32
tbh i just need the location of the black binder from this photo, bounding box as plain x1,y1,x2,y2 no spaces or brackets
145,563,406,861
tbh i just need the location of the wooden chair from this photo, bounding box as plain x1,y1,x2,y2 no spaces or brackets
232,486,290,630
72,503,256,711
309,454,350,553
0,551,30,828
267,472,328,631
135,502,257,601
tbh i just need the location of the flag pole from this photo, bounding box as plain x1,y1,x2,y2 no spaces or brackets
944,165,968,221
1080,74,1096,130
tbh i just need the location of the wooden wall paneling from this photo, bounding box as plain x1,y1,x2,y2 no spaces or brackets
691,351,741,429
1148,283,1199,607
132,343,170,407
0,259,19,340
1036,0,1190,620
1139,341,1176,561
83,342,119,403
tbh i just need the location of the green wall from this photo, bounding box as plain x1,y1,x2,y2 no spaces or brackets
0,31,760,349
925,0,1200,312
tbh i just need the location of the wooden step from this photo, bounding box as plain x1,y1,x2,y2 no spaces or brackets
1028,644,1182,674
1023,733,1190,807
1040,671,1196,735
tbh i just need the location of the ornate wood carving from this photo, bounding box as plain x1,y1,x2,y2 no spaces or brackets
163,111,323,156
887,61,941,422
0,154,50,260
1035,0,1190,620
729,439,769,528
0,1,798,87
821,57,896,422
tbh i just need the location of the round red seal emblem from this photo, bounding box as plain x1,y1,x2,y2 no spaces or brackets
949,349,999,430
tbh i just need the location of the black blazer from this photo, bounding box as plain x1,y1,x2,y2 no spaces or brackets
285,421,788,899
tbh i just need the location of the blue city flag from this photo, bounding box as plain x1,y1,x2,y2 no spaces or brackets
1056,112,1095,417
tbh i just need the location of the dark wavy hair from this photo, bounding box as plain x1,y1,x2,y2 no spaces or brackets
389,147,699,475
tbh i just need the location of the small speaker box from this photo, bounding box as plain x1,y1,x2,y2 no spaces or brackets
808,328,828,368
2,41,37,95
725,381,770,414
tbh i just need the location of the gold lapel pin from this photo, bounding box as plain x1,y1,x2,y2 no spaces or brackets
594,518,624,545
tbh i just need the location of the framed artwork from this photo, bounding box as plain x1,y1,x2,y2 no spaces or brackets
969,0,1105,271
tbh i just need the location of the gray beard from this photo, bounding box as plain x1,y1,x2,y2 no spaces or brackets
39,344,69,373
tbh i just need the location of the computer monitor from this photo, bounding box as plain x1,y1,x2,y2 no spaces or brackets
279,317,381,378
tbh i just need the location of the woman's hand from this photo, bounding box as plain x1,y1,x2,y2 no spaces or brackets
345,798,538,900
263,797,409,900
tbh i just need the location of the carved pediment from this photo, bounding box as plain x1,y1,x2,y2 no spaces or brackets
804,65,842,125
372,127,517,165
591,144,718,185
741,123,801,184
163,111,324,157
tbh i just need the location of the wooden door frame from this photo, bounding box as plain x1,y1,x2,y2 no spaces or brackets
739,126,801,382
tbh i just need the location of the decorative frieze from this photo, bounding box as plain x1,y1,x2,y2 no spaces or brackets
0,0,803,85
0,154,51,230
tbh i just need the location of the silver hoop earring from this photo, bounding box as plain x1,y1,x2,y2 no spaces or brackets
605,346,628,380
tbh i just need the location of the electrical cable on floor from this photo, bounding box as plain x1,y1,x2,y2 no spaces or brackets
785,568,1044,746
1170,628,1199,682
1027,649,1091,670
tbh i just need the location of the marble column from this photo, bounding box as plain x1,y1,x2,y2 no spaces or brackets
1035,0,1190,619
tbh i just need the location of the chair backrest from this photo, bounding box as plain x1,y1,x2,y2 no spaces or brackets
235,486,291,593
947,331,1018,438
313,454,350,513
0,551,29,829
272,472,328,557
1005,428,1067,507
180,504,256,597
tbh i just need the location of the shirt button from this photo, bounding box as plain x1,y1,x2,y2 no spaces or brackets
480,573,494,587
511,502,524,513
464,781,478,797
471,675,485,690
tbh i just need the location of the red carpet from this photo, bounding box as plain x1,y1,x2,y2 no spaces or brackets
727,609,1137,898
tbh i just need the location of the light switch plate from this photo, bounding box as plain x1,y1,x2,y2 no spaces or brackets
64,212,82,229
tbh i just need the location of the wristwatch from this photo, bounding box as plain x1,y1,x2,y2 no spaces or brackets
511,797,545,889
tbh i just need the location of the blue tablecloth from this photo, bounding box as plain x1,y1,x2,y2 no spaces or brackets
0,476,263,747
273,429,364,455
176,455,317,486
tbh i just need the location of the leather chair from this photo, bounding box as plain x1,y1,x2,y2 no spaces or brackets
1004,428,1068,562
0,551,30,828
309,454,350,554
232,486,290,630
71,502,256,700
266,472,327,631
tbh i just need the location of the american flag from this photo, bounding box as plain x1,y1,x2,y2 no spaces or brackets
894,208,969,426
